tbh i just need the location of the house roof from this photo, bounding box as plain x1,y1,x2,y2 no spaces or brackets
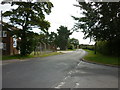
1,22,21,31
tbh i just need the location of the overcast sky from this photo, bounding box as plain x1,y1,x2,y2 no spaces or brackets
0,0,95,45
38,0,95,45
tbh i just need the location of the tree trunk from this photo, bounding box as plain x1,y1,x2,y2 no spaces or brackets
94,42,97,54
20,26,27,56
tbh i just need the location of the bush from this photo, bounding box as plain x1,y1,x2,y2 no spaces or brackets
68,44,75,50
87,45,94,51
96,40,120,56
80,45,94,51
96,41,110,55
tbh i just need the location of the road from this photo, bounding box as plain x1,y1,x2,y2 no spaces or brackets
2,49,118,88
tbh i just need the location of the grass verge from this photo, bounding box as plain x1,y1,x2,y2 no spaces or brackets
33,52,63,57
57,49,76,51
2,55,33,60
83,49,120,66
2,52,63,60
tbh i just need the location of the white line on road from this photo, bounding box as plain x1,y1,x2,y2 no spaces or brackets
74,82,80,88
54,82,65,88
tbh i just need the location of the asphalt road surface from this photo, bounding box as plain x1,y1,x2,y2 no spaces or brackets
2,49,118,88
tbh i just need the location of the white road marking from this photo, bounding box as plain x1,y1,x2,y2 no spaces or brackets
75,82,80,88
68,71,73,74
54,82,65,88
54,60,84,88
64,76,70,80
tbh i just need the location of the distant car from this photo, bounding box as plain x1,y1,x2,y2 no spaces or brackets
57,47,60,50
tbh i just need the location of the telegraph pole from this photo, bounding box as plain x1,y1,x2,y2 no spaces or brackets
0,11,2,25
0,11,3,39
1,11,2,24
94,42,97,54
1,10,2,24
0,11,2,36
0,11,3,59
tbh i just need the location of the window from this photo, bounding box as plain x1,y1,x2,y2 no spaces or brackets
2,31,7,37
0,42,3,49
13,35,17,48
13,38,17,48
3,43,6,50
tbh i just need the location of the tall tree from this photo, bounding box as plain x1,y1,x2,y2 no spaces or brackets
72,2,120,41
2,1,53,55
56,26,72,50
72,2,120,55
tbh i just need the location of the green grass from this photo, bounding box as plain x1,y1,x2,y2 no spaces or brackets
2,54,34,60
32,52,63,57
2,52,63,60
83,49,119,66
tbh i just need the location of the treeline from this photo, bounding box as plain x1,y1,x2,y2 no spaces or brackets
80,44,94,51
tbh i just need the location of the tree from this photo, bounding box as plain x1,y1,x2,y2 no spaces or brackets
72,2,120,41
48,32,57,44
56,26,72,50
72,2,120,55
2,1,53,55
68,38,79,49
24,31,39,54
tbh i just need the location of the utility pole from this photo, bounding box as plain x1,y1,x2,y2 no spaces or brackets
94,42,97,54
1,11,2,24
0,11,3,58
0,11,3,41
0,11,2,29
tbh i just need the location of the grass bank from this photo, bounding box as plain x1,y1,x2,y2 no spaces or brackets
2,52,63,60
83,49,119,66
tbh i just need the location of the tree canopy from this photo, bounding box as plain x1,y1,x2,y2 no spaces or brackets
72,2,120,41
56,26,72,50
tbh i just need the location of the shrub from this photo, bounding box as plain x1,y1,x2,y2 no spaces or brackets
68,44,75,50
